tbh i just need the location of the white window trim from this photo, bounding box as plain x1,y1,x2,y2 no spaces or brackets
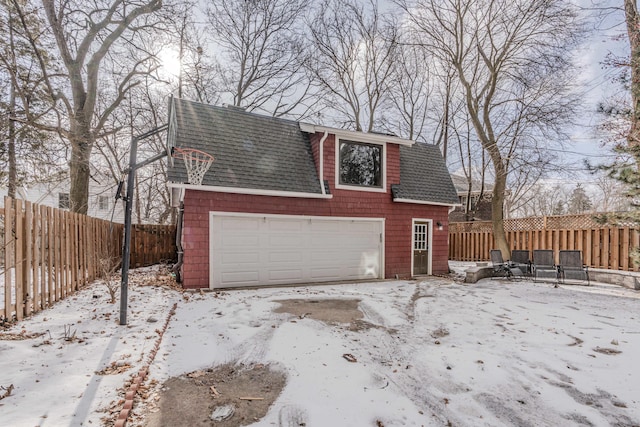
335,137,387,193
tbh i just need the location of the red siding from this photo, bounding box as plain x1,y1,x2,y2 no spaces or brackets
180,134,451,288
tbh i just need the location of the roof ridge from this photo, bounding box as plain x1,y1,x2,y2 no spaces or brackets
174,97,301,127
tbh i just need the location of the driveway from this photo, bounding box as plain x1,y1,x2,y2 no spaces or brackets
141,277,640,427
1,266,639,426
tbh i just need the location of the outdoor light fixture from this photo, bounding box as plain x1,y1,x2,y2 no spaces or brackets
436,221,444,231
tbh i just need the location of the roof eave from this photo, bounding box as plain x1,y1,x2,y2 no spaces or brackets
393,197,461,208
300,123,414,146
168,182,333,199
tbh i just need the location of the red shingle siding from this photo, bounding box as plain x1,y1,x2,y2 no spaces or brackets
180,135,452,288
309,133,321,179
386,143,400,185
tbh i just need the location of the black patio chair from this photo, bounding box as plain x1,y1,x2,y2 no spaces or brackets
532,250,558,283
558,250,589,285
511,250,532,275
490,249,523,279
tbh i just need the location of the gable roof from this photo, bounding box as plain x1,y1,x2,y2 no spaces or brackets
167,98,323,195
450,173,494,194
391,143,460,206
167,98,458,206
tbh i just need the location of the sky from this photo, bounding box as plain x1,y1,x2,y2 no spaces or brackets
558,1,630,181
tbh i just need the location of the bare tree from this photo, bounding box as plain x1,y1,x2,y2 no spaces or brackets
92,74,173,224
593,173,630,212
307,0,398,132
432,65,458,162
9,0,164,214
157,0,219,104
204,0,314,118
509,183,568,218
382,43,433,141
0,0,63,194
396,0,583,258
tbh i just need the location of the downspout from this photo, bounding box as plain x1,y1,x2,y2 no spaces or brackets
319,131,328,195
171,190,185,282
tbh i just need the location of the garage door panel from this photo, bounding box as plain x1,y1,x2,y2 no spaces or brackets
220,271,260,285
221,217,260,231
310,250,358,263
309,267,342,280
221,251,260,264
309,235,378,247
222,234,259,247
269,219,304,232
309,220,342,232
211,214,383,288
268,235,305,247
309,235,337,246
343,221,379,233
268,269,304,281
268,251,304,263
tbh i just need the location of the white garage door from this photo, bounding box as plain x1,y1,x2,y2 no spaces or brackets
209,212,384,288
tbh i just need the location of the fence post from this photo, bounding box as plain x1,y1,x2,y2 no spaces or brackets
15,199,24,321
3,197,14,321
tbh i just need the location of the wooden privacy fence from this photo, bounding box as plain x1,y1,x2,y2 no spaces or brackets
449,213,640,271
1,197,176,323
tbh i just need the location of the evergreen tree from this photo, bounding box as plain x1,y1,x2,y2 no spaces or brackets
552,200,565,216
568,184,593,214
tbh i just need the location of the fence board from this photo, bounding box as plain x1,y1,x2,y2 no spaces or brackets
32,204,40,314
25,202,33,317
3,199,13,321
47,206,53,307
0,197,176,323
15,199,24,321
449,220,640,271
55,207,61,302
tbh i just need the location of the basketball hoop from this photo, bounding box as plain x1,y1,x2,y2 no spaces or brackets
172,147,215,185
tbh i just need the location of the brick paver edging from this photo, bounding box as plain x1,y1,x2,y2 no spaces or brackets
114,302,178,427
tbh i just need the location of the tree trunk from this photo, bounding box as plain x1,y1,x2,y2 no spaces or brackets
69,126,92,214
8,78,17,199
7,15,16,199
491,171,510,261
624,0,640,164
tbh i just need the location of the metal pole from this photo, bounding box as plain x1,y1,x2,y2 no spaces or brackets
119,136,138,325
119,123,169,326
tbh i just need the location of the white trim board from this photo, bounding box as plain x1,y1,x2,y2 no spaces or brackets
299,123,414,146
393,198,460,208
168,182,333,199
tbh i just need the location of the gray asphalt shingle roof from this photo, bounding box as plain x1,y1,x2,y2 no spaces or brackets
167,98,323,194
167,98,458,205
392,143,460,206
450,173,494,194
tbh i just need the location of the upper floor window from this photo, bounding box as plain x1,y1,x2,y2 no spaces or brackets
98,195,109,211
58,193,70,209
338,140,383,189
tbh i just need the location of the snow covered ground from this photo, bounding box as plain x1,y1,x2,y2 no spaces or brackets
1,263,640,426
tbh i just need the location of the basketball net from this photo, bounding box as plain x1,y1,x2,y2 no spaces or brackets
172,148,215,185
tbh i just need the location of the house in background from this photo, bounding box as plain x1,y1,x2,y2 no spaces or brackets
449,173,494,222
167,98,459,289
0,168,125,223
